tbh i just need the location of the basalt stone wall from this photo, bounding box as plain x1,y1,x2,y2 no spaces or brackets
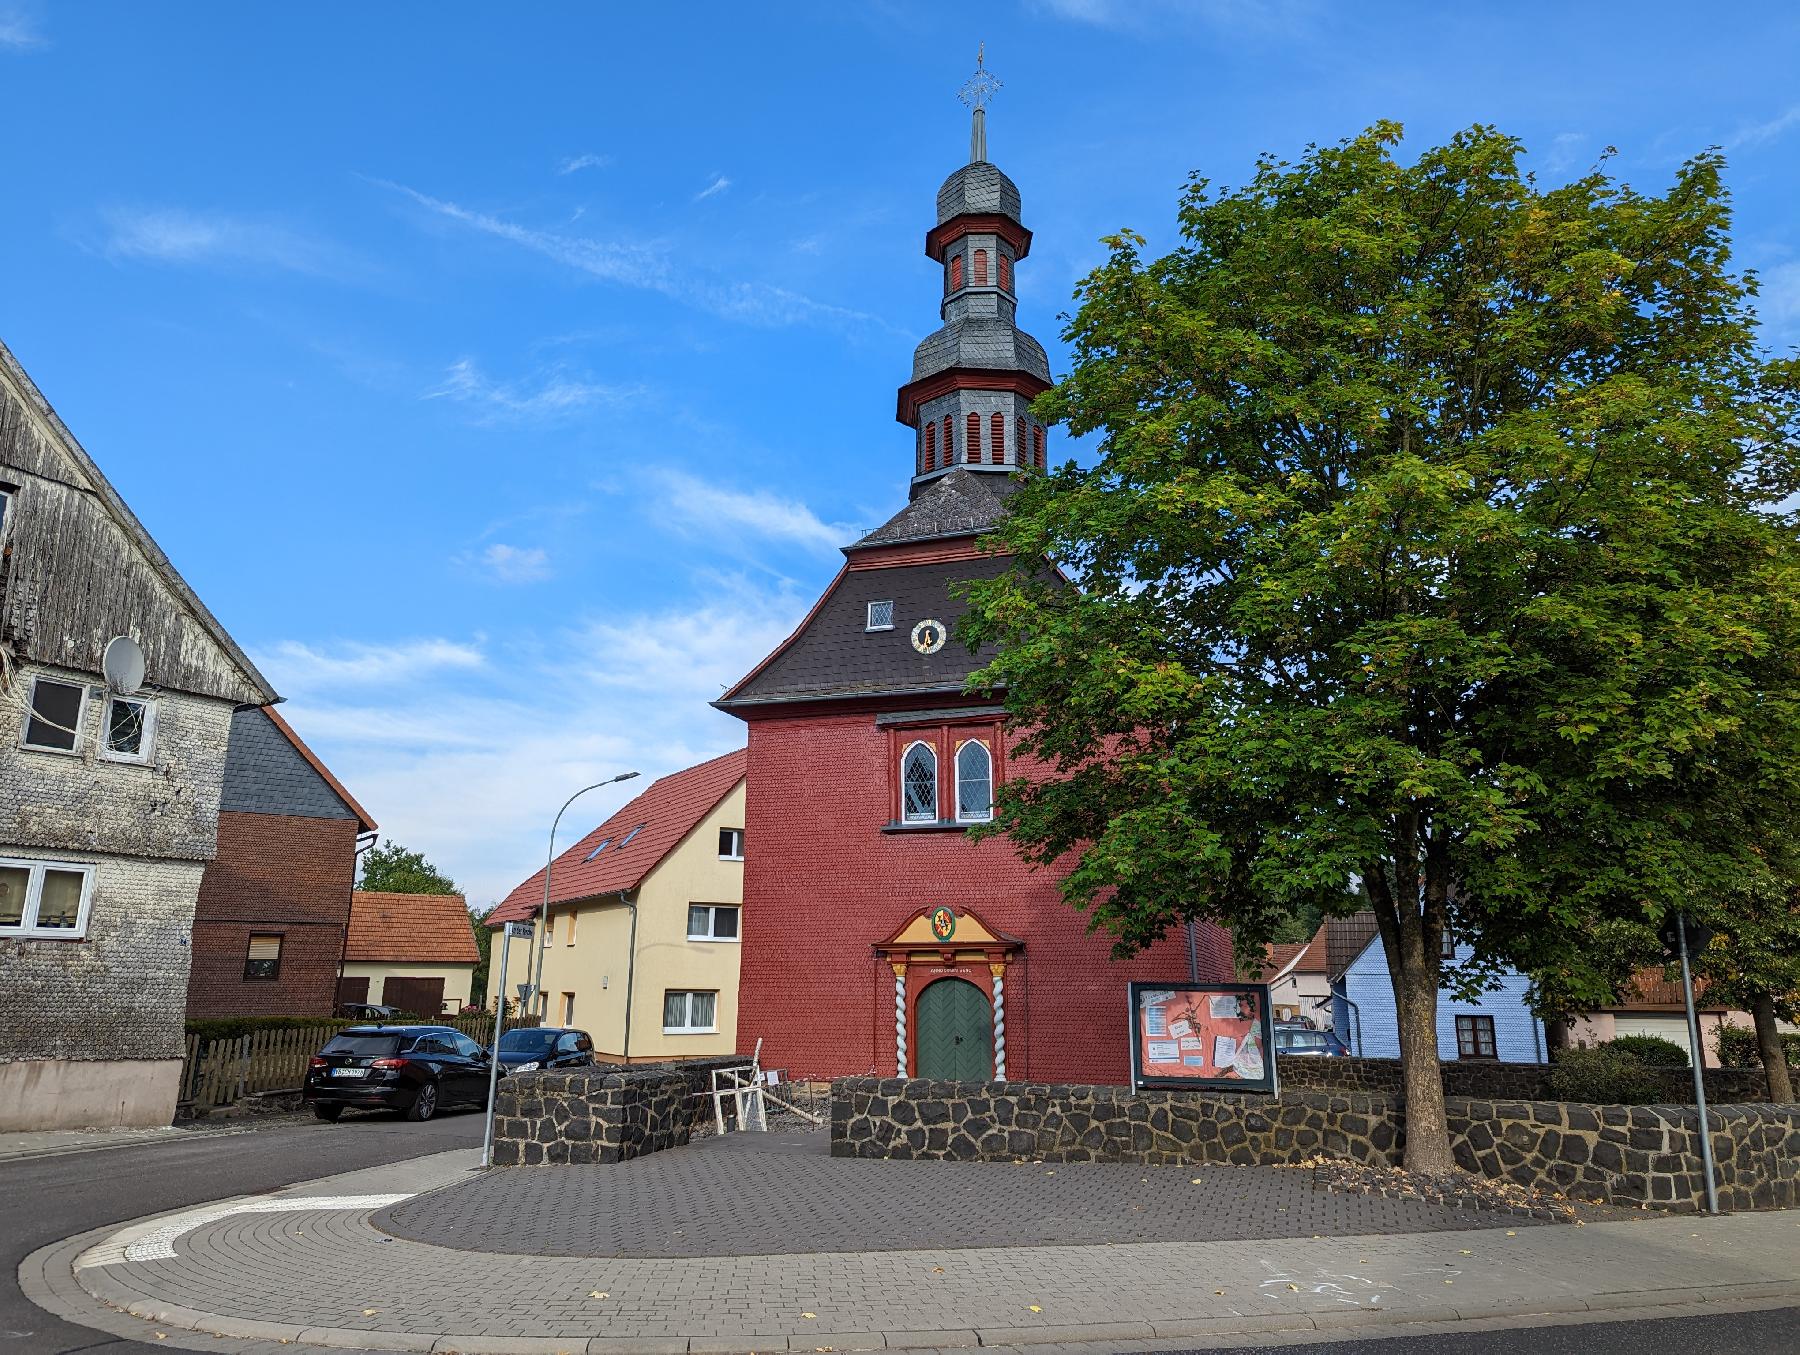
832,1077,1800,1212
492,1055,742,1165
1276,1055,1770,1104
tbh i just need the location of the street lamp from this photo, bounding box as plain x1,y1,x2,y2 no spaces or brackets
530,772,640,1013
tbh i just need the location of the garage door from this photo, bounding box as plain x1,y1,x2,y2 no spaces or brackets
383,977,446,1017
336,976,370,1008
1614,1015,1694,1062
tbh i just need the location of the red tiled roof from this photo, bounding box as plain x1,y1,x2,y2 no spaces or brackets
486,748,747,927
1614,966,1729,1012
346,891,478,965
1255,923,1331,982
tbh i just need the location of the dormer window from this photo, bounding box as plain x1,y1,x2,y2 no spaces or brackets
866,600,894,631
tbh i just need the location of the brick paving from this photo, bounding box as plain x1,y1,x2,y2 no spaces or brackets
376,1129,1548,1257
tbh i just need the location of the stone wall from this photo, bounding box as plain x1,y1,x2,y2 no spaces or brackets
491,1056,743,1165
1275,1055,1770,1103
832,1076,1800,1212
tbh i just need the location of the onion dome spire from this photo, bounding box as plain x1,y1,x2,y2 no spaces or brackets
897,49,1052,498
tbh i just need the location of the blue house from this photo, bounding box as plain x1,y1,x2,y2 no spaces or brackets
1327,913,1547,1063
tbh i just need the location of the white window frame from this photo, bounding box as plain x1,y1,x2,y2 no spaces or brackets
866,600,895,631
718,828,745,861
21,676,87,756
954,738,993,824
901,739,938,823
687,903,741,943
662,989,718,1034
100,693,157,765
0,858,97,939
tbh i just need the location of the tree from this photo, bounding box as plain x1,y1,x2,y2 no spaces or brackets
1696,899,1800,1101
359,843,459,896
962,123,1800,1169
469,905,497,1011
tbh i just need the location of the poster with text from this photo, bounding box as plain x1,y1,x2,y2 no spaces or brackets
1128,982,1277,1093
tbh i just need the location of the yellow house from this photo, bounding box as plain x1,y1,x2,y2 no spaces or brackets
486,749,746,1061
340,891,480,1015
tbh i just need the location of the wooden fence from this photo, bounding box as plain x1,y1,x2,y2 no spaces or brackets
180,1013,539,1111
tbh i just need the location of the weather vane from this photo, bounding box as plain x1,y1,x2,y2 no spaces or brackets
958,44,1002,163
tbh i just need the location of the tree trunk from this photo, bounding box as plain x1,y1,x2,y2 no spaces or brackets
1394,963,1455,1172
1751,992,1794,1104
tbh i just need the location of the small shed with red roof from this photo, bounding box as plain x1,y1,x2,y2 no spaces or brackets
340,889,479,1016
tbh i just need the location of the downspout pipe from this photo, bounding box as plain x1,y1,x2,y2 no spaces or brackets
1341,994,1364,1056
618,891,639,1062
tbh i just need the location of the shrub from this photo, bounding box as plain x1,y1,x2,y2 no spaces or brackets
1548,1045,1665,1105
1608,1033,1689,1068
185,1015,353,1042
1716,1024,1800,1068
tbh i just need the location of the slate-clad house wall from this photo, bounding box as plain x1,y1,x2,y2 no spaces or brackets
187,707,376,1021
1334,928,1548,1064
717,120,1233,1087
0,337,278,1130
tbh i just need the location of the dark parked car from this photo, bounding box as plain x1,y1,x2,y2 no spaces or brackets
336,1002,400,1020
496,1026,596,1073
304,1025,497,1122
1274,1026,1352,1057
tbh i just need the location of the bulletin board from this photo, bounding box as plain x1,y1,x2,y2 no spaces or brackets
1128,982,1278,1093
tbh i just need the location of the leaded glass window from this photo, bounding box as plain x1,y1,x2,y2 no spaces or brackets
956,740,992,822
902,741,937,822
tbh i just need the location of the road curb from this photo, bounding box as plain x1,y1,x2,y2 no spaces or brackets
24,1210,1800,1355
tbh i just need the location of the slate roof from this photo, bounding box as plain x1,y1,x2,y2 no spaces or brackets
346,891,478,966
911,317,1052,385
717,553,1014,710
853,468,1012,549
937,161,1023,224
487,748,746,924
261,707,377,832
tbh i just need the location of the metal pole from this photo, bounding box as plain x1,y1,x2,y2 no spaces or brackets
480,923,521,1168
532,772,640,1011
1678,914,1720,1215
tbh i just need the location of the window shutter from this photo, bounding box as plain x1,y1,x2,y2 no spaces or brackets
247,934,283,960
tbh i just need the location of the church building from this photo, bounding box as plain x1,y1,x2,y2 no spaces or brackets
717,73,1233,1086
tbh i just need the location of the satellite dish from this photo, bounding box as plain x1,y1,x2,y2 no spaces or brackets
102,636,146,695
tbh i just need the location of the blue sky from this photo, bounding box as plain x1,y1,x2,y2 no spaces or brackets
4,2,1799,906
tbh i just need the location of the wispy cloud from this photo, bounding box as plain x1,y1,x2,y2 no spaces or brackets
467,543,552,584
1542,131,1588,175
650,468,853,553
378,180,896,333
557,152,613,175
0,5,44,48
694,174,732,202
254,578,802,904
259,638,486,693
99,206,355,279
1728,105,1800,150
1030,0,1318,32
427,357,640,424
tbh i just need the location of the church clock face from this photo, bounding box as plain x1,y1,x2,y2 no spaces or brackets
911,618,947,655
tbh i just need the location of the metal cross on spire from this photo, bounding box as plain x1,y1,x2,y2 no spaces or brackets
958,44,1001,163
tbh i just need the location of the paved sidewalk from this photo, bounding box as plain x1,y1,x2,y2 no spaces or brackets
0,1122,248,1162
21,1141,1800,1355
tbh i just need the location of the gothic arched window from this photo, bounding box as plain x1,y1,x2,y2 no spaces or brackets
998,253,1012,291
902,741,938,823
924,420,936,470
955,740,993,822
990,412,1006,464
973,249,989,286
966,412,981,463
949,254,964,291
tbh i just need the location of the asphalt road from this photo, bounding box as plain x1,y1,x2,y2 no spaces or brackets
3,1112,1795,1355
0,1107,482,1355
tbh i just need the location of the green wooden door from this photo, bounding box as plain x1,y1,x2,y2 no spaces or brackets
916,978,993,1081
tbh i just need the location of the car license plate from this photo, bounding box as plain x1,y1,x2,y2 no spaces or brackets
329,1067,365,1078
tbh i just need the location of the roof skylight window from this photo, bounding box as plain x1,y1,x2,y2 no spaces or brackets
584,837,613,862
619,824,646,847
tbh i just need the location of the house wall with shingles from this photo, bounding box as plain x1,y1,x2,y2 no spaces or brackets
736,709,1232,1085
1337,937,1546,1063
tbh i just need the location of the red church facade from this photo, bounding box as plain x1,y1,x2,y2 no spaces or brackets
719,117,1233,1087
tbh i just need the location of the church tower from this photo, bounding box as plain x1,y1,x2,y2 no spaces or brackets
899,52,1053,493
717,57,1230,1086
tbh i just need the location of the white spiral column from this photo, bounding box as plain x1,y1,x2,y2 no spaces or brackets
892,963,908,1076
989,962,1007,1079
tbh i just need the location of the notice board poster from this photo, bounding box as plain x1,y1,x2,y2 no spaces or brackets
1128,982,1278,1093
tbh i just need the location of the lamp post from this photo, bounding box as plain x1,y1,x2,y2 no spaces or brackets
530,772,640,1014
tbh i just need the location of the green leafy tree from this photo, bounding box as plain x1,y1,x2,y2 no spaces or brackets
469,905,496,1010
1696,898,1800,1101
359,843,459,895
963,123,1800,1168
